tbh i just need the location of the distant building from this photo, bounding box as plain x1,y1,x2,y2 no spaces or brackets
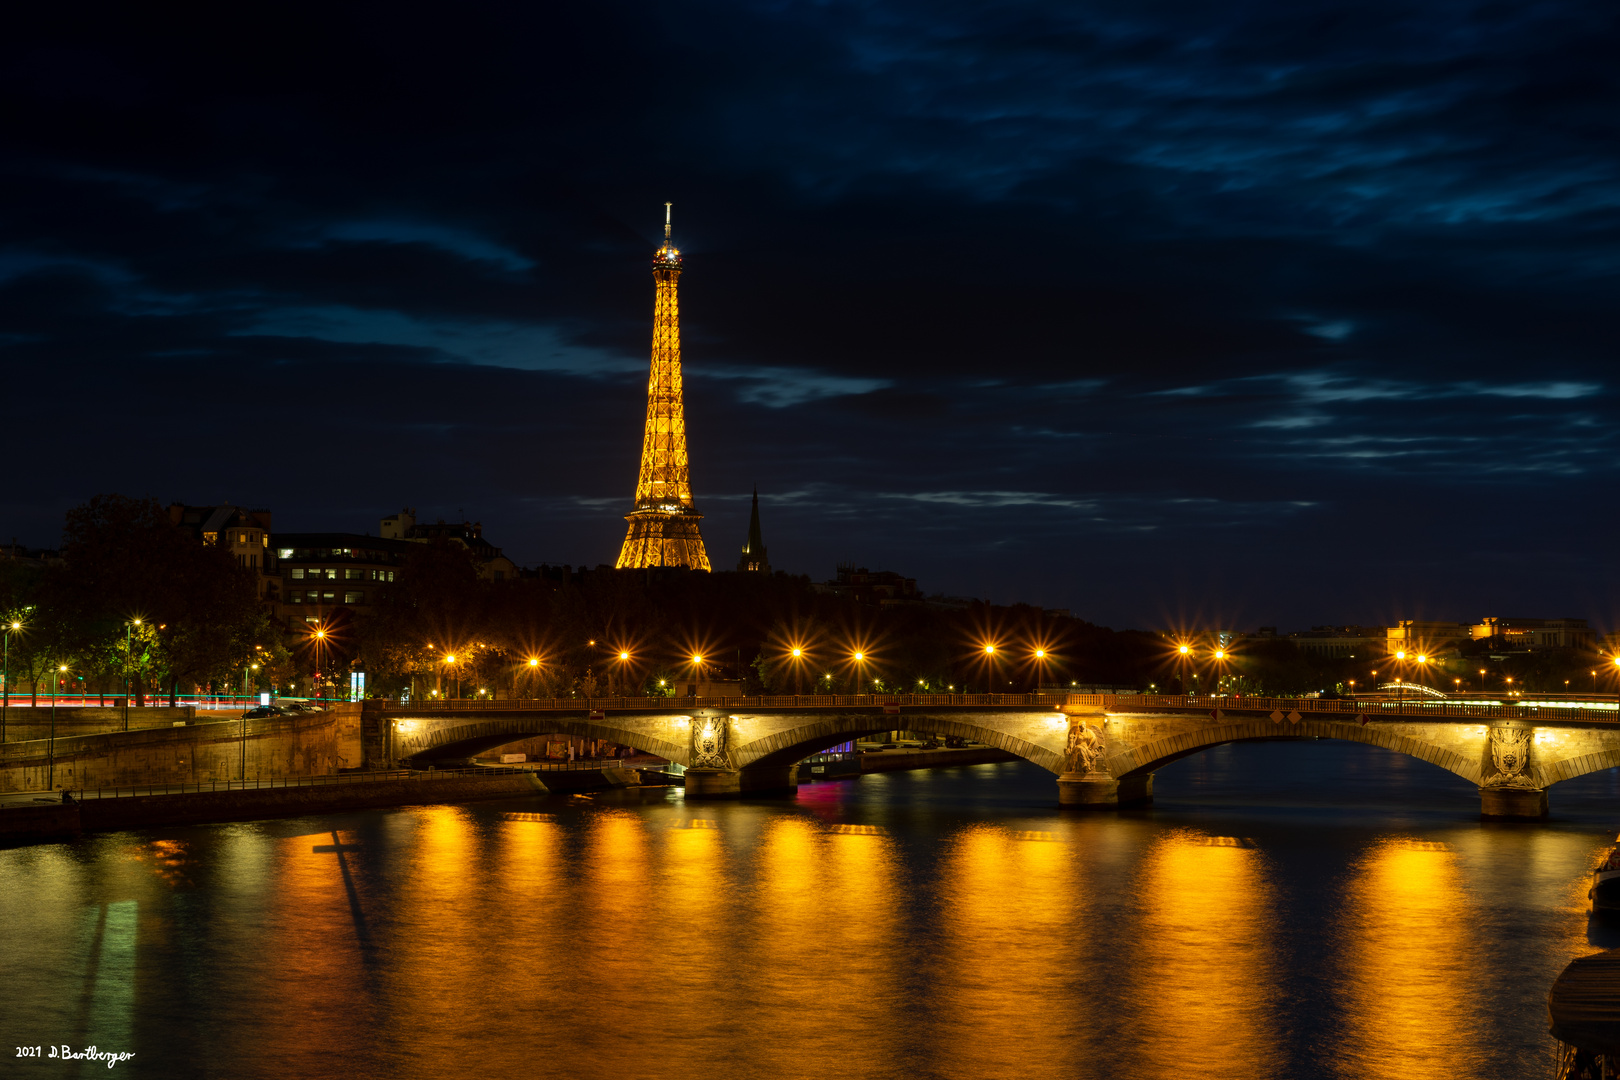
273,533,415,624
1471,617,1594,650
1288,626,1387,659
816,563,919,606
168,503,278,603
1387,620,1472,653
735,488,771,574
0,542,63,568
379,508,518,581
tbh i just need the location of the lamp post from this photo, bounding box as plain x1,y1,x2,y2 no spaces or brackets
1033,647,1050,694
49,662,67,791
984,643,999,695
1,618,19,743
241,662,259,782
851,651,866,697
790,646,804,696
124,617,142,731
445,653,460,700
1481,668,1488,694
615,650,632,698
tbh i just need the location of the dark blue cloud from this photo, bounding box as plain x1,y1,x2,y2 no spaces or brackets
1,0,1617,629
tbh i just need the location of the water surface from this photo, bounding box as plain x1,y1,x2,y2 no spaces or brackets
3,741,1616,1079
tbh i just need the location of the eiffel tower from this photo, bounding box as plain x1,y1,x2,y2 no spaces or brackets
615,204,712,571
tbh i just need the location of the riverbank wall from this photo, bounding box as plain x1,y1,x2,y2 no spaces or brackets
0,705,363,793
0,771,549,842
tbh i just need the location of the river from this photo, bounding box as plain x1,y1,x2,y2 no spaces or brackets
3,740,1617,1079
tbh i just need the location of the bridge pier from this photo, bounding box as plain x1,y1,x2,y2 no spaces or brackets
684,766,799,799
1057,772,1152,809
1480,786,1548,821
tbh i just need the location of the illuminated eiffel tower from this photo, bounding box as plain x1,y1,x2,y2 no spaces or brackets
615,204,712,571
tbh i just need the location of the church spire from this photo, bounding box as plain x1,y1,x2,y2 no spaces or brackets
737,486,770,573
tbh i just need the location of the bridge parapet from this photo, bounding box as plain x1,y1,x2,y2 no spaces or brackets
377,692,1620,725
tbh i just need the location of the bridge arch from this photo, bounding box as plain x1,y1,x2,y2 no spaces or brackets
1104,718,1486,786
732,711,1066,773
1535,746,1620,789
395,715,687,765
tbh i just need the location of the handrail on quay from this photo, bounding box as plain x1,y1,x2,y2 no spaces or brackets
7,765,567,806
374,691,1620,724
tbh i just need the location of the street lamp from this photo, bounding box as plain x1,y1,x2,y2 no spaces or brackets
444,653,460,700
50,662,68,791
851,651,867,696
1032,647,1051,694
241,661,260,783
124,617,142,731
690,654,704,697
1,618,20,743
614,650,632,697
788,645,806,695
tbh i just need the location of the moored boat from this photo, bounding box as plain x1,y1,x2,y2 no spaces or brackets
1590,837,1620,913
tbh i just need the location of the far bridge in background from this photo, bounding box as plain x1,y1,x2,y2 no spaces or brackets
371,692,1620,819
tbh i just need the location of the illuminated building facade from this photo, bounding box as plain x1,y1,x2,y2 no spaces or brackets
616,204,712,571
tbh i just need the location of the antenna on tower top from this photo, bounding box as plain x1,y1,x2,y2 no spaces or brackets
664,202,672,240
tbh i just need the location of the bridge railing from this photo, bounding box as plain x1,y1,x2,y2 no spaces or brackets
1117,693,1620,724
372,691,1620,724
378,693,1090,712
23,764,584,804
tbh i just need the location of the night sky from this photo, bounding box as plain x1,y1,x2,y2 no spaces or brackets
3,2,1616,632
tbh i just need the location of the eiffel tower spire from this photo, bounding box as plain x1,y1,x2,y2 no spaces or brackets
615,204,712,570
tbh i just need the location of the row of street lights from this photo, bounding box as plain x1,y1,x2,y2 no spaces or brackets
417,640,1064,698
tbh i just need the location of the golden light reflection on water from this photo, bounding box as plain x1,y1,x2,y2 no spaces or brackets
1121,831,1283,1080
1332,838,1483,1080
255,827,376,1068
925,825,1086,1077
736,817,907,1070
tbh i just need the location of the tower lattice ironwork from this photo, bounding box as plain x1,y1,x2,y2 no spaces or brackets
615,204,712,571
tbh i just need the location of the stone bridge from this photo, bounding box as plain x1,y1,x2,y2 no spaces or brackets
372,693,1620,819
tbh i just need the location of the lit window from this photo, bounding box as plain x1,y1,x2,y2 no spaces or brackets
289,568,305,580
305,617,319,625
322,591,335,602
262,535,269,548
278,548,293,558
289,591,303,603
387,571,395,582
345,591,364,605
325,569,338,580
346,568,363,581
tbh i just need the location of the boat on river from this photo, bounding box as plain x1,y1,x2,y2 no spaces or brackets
1590,836,1620,913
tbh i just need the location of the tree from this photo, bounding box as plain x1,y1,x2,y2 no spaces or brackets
56,494,267,703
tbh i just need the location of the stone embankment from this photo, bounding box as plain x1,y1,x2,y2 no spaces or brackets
0,705,363,792
0,772,549,843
